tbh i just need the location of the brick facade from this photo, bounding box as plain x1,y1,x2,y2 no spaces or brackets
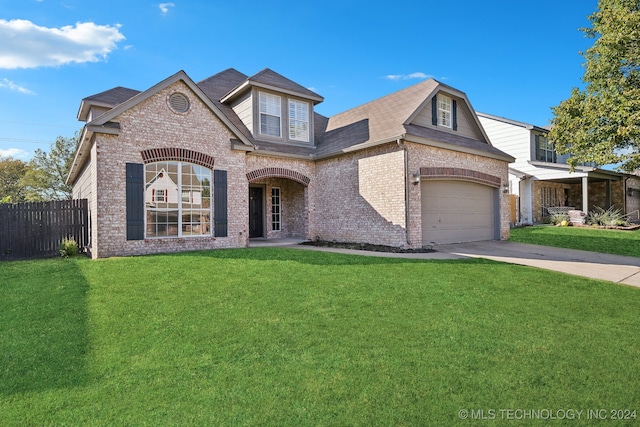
314,146,408,247
407,142,511,246
88,82,248,258
75,79,512,258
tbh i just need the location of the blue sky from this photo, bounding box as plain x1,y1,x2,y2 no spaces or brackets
1,0,598,160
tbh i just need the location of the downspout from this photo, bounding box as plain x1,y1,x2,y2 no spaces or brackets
399,138,412,247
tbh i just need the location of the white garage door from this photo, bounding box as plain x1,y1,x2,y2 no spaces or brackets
421,180,496,244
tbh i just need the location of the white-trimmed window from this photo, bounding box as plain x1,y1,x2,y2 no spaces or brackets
535,134,556,163
145,161,211,238
271,187,281,231
259,92,281,137
155,189,166,203
438,95,452,128
289,99,309,142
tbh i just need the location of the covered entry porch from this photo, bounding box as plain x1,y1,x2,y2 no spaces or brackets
246,167,310,240
533,169,628,223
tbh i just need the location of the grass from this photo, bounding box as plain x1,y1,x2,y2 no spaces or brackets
1,248,640,426
509,225,640,257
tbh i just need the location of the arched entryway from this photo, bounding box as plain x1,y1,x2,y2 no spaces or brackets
246,168,310,239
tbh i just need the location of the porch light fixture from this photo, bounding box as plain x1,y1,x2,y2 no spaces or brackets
502,182,509,194
411,172,421,185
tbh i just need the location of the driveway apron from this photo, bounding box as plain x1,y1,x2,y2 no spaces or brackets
436,241,640,288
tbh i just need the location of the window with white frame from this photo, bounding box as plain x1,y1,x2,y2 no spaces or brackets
535,134,556,163
289,99,309,142
145,161,211,238
438,94,452,128
271,187,281,231
259,92,281,137
155,189,166,203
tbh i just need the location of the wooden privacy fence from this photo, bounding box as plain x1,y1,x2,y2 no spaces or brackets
0,199,89,260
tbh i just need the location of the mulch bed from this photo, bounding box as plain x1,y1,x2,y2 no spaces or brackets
300,240,436,253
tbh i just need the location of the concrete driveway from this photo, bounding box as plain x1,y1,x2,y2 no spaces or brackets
278,238,640,288
436,241,640,288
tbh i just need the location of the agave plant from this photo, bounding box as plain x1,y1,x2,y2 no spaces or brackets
548,213,570,225
586,206,629,227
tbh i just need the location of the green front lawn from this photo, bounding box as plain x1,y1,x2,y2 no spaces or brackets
2,248,639,426
509,225,640,257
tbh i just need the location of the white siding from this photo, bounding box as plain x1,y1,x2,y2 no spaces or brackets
478,116,532,171
479,115,590,180
528,166,588,180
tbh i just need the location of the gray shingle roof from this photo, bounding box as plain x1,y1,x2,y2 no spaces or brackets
246,68,323,102
198,68,248,101
197,69,256,146
82,86,141,106
317,79,440,155
403,124,513,159
78,68,512,162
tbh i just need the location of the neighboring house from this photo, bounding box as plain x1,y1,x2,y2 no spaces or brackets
477,112,640,224
67,68,514,258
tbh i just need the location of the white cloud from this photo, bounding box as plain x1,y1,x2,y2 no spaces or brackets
0,19,126,69
384,72,431,81
0,78,35,94
0,148,30,159
159,2,175,14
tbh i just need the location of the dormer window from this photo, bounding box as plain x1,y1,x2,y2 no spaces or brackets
259,92,281,137
438,95,452,128
289,99,309,142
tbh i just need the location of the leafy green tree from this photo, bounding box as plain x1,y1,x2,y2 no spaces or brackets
0,157,29,203
21,132,80,201
549,0,640,171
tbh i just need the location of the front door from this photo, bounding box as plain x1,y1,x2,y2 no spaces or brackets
249,187,264,238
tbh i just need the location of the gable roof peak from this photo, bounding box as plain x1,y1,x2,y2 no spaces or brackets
201,67,248,81
220,67,324,104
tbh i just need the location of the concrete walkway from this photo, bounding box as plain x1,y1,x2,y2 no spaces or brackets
263,238,640,288
436,241,640,288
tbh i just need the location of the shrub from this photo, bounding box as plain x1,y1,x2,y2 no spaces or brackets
59,237,79,258
548,213,570,225
586,206,629,227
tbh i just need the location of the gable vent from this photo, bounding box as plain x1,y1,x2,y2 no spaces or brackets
168,93,190,113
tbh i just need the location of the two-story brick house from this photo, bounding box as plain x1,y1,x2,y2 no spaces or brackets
67,68,514,258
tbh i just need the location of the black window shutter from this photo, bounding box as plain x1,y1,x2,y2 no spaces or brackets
431,96,438,126
214,170,228,237
126,163,144,240
452,100,458,131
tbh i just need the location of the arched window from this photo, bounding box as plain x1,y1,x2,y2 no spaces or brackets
145,161,211,237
